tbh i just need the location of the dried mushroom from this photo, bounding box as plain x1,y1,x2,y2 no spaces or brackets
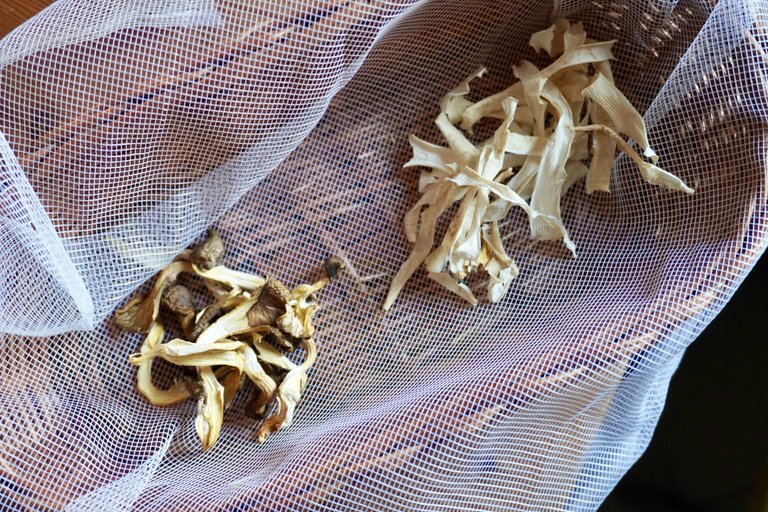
257,337,316,443
246,278,292,333
384,19,694,310
189,229,225,271
133,321,196,406
241,344,278,416
116,230,343,450
195,366,225,450
161,284,196,337
192,264,266,291
194,298,262,346
115,261,192,333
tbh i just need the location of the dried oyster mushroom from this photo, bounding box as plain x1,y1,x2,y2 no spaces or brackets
115,229,265,334
217,366,244,409
129,338,246,368
133,321,196,406
118,230,344,450
189,229,225,271
134,372,196,408
384,18,694,310
251,333,297,374
257,337,316,443
194,298,261,346
193,264,266,291
115,260,192,333
161,284,197,338
241,344,278,416
195,366,225,451
189,305,222,342
246,277,292,331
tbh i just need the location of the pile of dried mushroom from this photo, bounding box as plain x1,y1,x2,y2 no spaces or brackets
115,230,342,450
384,19,694,310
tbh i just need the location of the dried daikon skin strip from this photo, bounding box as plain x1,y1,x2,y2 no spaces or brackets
384,18,694,311
575,124,695,194
582,72,658,161
587,104,617,193
440,66,487,123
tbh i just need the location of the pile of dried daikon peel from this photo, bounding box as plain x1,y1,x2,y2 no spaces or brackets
115,230,343,449
384,19,694,310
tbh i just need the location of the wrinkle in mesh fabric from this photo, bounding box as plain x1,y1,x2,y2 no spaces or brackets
0,0,766,510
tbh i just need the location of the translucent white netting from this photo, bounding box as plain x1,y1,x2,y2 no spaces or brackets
0,0,766,509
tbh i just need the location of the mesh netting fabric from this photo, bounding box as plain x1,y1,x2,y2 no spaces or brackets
0,0,766,510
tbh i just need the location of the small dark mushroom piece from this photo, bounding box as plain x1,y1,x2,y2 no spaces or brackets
190,229,225,271
324,256,345,280
189,305,222,342
246,277,291,328
161,284,197,338
115,261,192,333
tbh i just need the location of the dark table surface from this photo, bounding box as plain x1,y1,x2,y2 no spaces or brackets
601,252,768,512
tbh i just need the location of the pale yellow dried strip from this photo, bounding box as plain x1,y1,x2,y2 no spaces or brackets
481,222,518,302
447,166,531,212
582,72,656,159
133,338,243,359
427,271,478,305
460,82,524,133
424,187,479,273
552,69,590,114
516,60,577,252
504,133,548,155
563,21,587,50
404,183,444,243
443,96,475,124
195,367,225,450
448,164,575,251
252,334,297,372
257,339,316,442
482,196,513,223
575,125,695,194
562,161,589,194
193,265,266,291
508,155,541,200
435,112,478,163
439,66,487,123
130,338,246,369
529,18,571,57
522,41,615,131
404,135,460,175
451,188,490,274
241,344,278,415
134,322,193,406
194,297,258,345
587,105,616,193
529,24,556,55
595,58,615,83
569,131,590,161
217,367,242,409
384,188,456,310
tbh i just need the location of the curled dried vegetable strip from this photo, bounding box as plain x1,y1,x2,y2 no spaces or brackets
384,19,693,310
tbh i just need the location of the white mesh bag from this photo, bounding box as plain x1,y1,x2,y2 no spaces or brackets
0,0,766,510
